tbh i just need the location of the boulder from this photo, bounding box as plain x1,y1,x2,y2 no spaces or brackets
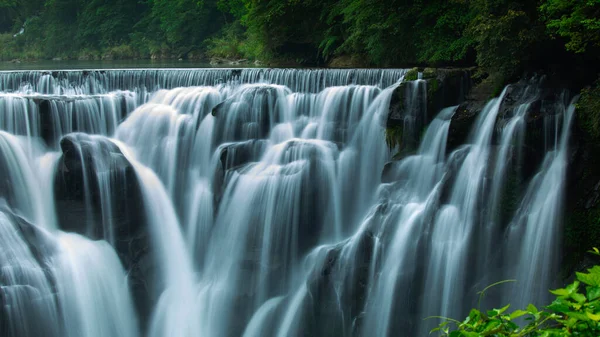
0,204,60,337
387,68,473,153
303,230,378,337
53,133,153,324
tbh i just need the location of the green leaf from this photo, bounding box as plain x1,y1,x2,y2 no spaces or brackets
497,304,510,315
448,331,461,337
505,321,518,330
527,303,538,314
587,286,600,301
482,320,500,332
468,309,481,321
586,311,600,321
565,311,590,321
566,281,581,294
509,309,528,319
577,271,600,287
550,288,570,296
547,298,570,313
461,332,479,337
571,292,587,304
486,309,499,317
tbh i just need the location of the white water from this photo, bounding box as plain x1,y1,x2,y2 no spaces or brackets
0,68,576,337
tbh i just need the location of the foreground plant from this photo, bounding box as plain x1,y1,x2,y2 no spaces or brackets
433,248,600,336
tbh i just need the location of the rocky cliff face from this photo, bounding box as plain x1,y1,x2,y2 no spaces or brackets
386,69,600,279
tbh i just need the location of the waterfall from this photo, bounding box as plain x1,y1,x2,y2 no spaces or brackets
504,95,576,309
0,67,576,337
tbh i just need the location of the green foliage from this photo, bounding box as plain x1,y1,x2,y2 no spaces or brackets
0,33,19,60
577,80,600,141
151,0,224,51
241,0,327,64
0,0,598,74
435,249,600,336
466,0,545,81
216,0,246,20
385,126,404,150
205,22,261,60
319,0,474,66
76,0,146,49
540,0,600,53
413,1,476,64
0,0,19,32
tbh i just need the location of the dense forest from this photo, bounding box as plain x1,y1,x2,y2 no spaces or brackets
0,1,597,72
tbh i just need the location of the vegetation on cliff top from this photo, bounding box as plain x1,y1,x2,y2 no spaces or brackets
0,1,598,77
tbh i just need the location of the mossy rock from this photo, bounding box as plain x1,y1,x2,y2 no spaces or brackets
404,67,419,81
422,67,437,80
385,125,404,149
328,55,368,68
387,82,408,127
389,67,474,154
577,82,600,141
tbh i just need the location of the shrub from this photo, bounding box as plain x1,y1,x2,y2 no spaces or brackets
434,248,600,336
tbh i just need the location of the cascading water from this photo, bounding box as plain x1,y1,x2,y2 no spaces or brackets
0,68,577,337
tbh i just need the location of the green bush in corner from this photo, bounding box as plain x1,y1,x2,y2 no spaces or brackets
434,248,600,336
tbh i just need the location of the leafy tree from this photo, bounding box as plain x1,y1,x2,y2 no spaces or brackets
540,0,600,54
42,0,82,56
319,0,474,66
0,0,19,32
242,0,329,63
217,0,247,20
77,0,147,49
151,0,225,53
414,0,476,64
466,0,545,80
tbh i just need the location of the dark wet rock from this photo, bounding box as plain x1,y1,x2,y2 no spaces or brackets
34,95,131,148
491,79,572,180
386,81,426,153
0,204,61,337
212,86,283,142
562,98,600,277
212,140,268,207
388,68,472,127
53,133,153,324
446,103,480,153
219,140,268,172
302,230,378,337
425,68,473,117
388,68,472,154
328,55,369,68
0,202,58,273
211,101,225,117
381,161,400,184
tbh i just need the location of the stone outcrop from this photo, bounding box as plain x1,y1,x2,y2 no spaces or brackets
387,69,600,281
387,67,472,155
53,133,154,324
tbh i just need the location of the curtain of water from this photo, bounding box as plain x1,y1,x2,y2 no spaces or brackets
0,68,575,337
